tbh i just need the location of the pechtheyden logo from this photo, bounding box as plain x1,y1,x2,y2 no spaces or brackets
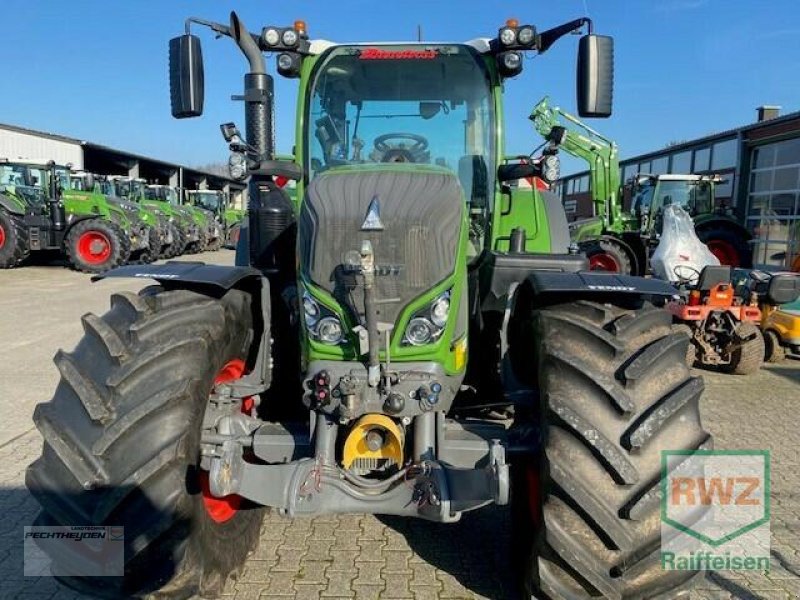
24,525,124,577
661,450,770,572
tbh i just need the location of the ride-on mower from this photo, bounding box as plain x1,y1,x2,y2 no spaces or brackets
667,265,764,374
732,270,800,362
27,12,712,599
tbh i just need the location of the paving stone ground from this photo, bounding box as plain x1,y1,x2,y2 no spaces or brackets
1,253,798,599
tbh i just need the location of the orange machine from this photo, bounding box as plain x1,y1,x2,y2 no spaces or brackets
666,265,764,375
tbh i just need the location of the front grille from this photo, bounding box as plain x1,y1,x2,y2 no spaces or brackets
299,169,463,326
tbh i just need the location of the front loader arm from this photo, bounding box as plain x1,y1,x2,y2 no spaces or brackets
530,97,621,230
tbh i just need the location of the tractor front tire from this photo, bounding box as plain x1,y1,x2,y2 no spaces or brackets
0,209,29,268
511,301,711,599
65,219,129,273
764,329,786,363
583,238,633,274
164,223,185,258
724,321,765,375
26,288,265,598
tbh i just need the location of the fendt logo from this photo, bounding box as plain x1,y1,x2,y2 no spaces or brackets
660,450,770,572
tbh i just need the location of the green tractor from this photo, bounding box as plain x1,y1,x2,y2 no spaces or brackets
143,183,204,254
27,13,711,599
70,172,164,263
184,189,225,251
0,159,136,271
533,97,753,274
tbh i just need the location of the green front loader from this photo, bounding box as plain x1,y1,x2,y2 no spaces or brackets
27,13,711,599
533,98,753,274
0,160,136,271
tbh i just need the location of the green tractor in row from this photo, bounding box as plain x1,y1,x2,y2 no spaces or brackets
0,159,145,271
27,12,711,599
183,189,224,251
532,97,753,274
143,183,204,254
70,172,167,263
186,188,244,249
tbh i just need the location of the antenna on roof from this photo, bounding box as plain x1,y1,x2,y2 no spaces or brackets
417,24,422,42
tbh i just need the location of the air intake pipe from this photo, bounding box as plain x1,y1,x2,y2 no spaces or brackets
229,11,295,276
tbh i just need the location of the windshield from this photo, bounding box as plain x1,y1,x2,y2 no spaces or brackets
307,45,495,206
192,191,220,212
146,187,179,205
0,164,47,204
653,180,713,214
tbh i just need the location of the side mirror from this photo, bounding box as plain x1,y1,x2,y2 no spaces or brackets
498,162,537,183
169,34,205,118
576,34,614,118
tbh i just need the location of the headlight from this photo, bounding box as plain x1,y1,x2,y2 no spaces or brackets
303,288,345,345
430,292,450,328
262,27,280,46
502,51,522,71
229,152,247,180
303,292,320,327
282,29,299,47
402,290,452,346
517,26,535,46
540,154,560,184
499,27,517,46
405,318,435,346
317,317,343,344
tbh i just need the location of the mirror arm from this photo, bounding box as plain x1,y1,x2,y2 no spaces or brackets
538,17,592,53
185,17,231,38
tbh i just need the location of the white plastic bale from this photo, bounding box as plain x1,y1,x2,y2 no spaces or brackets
651,205,720,284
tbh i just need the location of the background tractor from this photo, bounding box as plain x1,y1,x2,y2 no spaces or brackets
184,189,225,251
27,12,712,600
0,159,135,271
533,98,753,274
70,172,163,263
143,183,203,254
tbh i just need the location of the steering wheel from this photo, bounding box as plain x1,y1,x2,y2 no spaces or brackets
673,264,701,285
373,133,429,163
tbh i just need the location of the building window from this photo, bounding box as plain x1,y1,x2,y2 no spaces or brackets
746,139,800,268
715,174,734,199
639,161,651,174
693,147,711,172
711,139,737,170
671,151,691,173
651,156,669,175
621,164,636,183
775,138,800,167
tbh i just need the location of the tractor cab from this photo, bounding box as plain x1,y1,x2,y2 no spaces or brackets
145,183,181,205
0,161,50,207
631,174,717,227
187,189,223,215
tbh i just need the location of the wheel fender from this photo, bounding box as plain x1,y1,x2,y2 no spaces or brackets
0,193,25,215
92,261,264,290
522,270,677,300
95,262,273,391
695,218,752,241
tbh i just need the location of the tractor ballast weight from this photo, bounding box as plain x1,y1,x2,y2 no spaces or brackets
27,11,712,600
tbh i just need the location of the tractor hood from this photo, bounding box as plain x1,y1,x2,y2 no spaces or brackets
299,167,463,326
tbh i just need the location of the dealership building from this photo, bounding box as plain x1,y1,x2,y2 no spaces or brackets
557,106,800,269
0,122,245,207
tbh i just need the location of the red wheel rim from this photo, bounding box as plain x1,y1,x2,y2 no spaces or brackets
706,239,740,267
0,224,5,249
589,252,620,272
526,468,542,528
77,231,112,265
199,359,252,523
